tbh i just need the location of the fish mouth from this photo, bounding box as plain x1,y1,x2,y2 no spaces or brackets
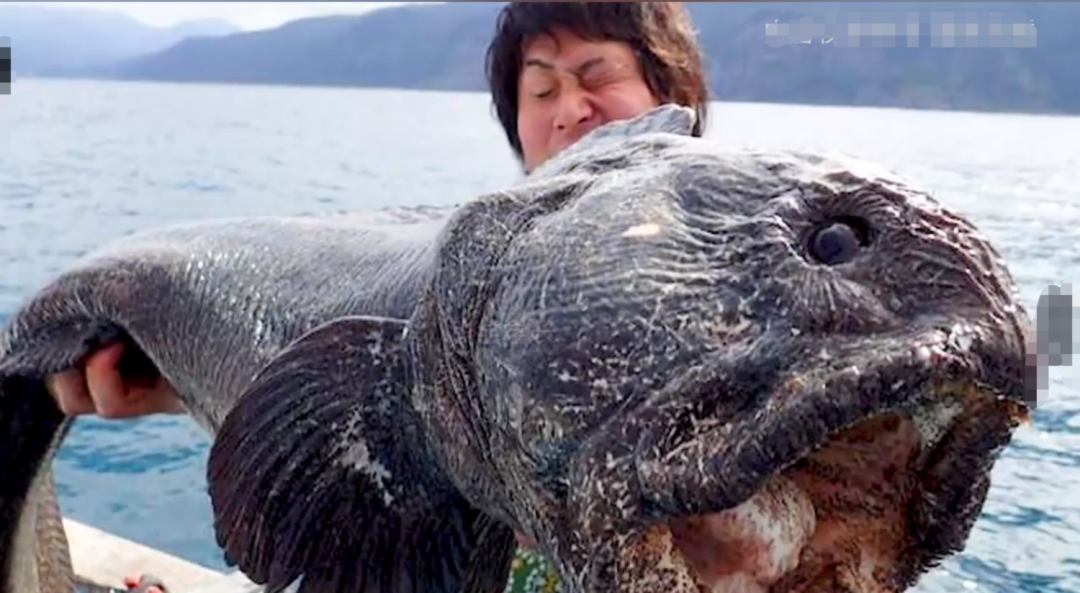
621,321,1031,593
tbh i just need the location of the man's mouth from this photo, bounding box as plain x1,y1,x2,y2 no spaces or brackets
613,326,1031,593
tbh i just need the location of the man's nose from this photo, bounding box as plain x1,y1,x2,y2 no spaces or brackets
554,87,595,132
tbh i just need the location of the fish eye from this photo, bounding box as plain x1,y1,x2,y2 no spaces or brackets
807,216,871,266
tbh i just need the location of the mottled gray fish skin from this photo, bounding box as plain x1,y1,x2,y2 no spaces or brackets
0,207,519,593
2,103,1035,593
205,106,1030,593
402,105,1032,592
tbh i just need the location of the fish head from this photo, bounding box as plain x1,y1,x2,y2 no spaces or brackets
421,105,1034,593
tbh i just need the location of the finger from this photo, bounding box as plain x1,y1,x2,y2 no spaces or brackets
45,369,96,416
84,341,134,419
127,377,187,416
149,385,187,415
121,384,177,417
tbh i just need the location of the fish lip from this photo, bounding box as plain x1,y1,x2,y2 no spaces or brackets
634,318,1031,523
612,320,1031,591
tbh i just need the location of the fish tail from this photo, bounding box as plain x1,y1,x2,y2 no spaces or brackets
0,375,73,593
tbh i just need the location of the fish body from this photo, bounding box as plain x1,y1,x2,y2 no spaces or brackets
0,208,470,592
1,105,1034,593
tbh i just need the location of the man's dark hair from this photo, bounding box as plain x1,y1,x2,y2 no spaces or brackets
485,2,710,161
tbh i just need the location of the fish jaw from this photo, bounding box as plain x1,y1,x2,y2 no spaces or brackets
544,392,1025,592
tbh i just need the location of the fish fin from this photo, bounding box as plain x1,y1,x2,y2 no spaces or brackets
0,376,71,593
33,470,75,593
207,315,515,593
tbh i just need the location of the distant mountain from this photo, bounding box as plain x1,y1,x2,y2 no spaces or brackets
29,2,1080,115
689,1,1077,113
94,2,499,90
0,4,239,75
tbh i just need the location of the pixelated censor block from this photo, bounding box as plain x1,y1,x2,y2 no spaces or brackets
765,10,1037,48
1027,284,1076,406
1,36,9,95
1037,284,1075,366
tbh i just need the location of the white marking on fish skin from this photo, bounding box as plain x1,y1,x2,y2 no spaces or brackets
671,476,815,592
366,329,383,356
712,317,752,339
946,322,976,352
912,398,964,451
859,548,884,583
709,573,767,593
337,438,395,507
773,189,806,215
622,223,662,238
915,345,932,362
733,476,815,583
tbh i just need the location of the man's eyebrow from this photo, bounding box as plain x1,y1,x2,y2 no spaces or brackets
573,56,607,77
523,57,554,70
522,56,607,75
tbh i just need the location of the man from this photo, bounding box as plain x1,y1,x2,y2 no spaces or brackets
47,0,712,458
487,2,709,173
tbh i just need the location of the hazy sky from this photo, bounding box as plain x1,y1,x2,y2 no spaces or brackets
4,2,437,31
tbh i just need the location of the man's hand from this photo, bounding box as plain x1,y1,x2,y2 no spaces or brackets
45,341,184,418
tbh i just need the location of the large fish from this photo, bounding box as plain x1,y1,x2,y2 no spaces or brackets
1,105,1033,593
0,204,486,592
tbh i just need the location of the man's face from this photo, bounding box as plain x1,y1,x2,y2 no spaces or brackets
516,28,659,173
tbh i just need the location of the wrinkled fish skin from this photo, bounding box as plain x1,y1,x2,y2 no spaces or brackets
2,104,1033,593
408,106,1031,592
0,208,459,593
